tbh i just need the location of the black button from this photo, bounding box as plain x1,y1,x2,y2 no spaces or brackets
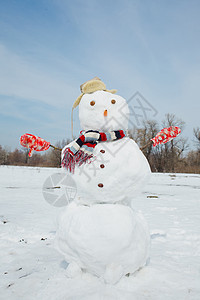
100,164,105,168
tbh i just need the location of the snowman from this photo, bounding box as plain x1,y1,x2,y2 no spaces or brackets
55,77,151,284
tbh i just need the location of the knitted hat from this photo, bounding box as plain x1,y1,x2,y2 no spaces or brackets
72,77,117,109
71,77,117,138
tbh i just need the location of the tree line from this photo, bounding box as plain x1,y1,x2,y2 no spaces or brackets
130,113,200,173
0,139,70,168
0,113,200,173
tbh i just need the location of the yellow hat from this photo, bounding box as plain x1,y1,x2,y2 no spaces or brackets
72,77,117,109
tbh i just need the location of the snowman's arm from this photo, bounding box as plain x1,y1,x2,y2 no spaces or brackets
140,140,153,151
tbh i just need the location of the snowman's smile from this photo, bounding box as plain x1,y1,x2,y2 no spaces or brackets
104,109,108,117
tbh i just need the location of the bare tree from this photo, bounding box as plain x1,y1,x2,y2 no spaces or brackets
150,144,165,172
8,149,24,165
130,120,159,160
194,127,200,150
161,113,188,172
130,113,189,173
21,147,30,164
47,139,71,168
0,145,8,165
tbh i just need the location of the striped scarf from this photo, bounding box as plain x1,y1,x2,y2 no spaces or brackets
62,130,127,173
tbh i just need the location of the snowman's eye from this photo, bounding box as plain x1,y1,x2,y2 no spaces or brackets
111,99,116,104
90,100,95,106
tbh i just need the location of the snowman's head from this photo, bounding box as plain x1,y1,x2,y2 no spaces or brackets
79,91,129,131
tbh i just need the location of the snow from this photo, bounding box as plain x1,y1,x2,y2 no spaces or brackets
0,165,200,299
59,89,151,282
62,138,151,205
58,89,151,284
63,89,151,207
55,203,150,283
79,91,129,131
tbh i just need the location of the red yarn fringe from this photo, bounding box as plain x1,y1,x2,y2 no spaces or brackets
61,148,93,173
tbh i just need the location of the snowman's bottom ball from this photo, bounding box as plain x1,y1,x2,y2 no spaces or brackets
55,203,150,280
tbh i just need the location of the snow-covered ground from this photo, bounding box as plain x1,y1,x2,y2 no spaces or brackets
0,165,200,300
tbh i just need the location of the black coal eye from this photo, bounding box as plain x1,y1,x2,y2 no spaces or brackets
90,100,95,106
111,99,116,104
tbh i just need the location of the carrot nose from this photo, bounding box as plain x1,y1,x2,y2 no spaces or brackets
104,109,108,117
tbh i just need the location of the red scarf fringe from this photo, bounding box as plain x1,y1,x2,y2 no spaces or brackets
61,149,93,173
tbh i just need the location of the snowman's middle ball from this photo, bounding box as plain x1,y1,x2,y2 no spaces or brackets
70,90,151,205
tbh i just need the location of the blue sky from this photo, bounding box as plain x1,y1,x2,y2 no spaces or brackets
0,0,200,150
